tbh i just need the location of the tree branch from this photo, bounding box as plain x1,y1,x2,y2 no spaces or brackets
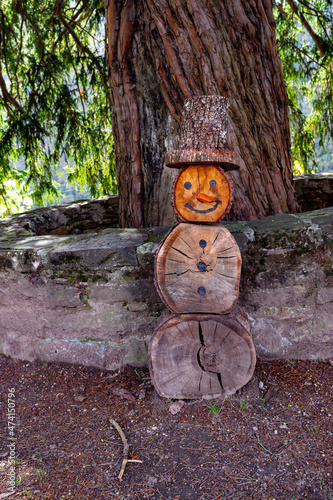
285,0,326,57
65,32,86,117
53,0,111,105
281,38,325,69
0,63,50,136
0,65,24,112
274,2,288,17
17,0,45,61
297,0,332,23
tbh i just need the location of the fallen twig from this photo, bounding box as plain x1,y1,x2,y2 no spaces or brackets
255,432,284,456
110,418,129,480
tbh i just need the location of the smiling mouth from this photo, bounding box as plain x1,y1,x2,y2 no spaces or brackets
184,200,222,214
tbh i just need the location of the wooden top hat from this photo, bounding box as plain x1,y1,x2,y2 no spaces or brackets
165,96,244,170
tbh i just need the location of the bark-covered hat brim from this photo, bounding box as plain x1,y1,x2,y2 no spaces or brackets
165,149,244,171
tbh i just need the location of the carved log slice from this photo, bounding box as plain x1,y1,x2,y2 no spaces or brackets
173,165,232,223
155,223,241,314
148,314,256,400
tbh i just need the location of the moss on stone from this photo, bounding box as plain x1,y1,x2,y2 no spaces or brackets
77,336,108,344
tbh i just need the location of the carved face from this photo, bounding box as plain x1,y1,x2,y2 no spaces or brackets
173,165,232,223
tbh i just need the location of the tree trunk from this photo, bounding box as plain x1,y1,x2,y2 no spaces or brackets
105,0,298,228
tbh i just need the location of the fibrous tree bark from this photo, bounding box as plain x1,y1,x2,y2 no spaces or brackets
105,0,298,228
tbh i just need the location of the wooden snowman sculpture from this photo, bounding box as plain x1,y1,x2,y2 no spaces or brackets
149,96,256,400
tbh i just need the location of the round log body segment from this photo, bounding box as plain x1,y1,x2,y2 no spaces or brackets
155,223,241,314
173,165,232,223
149,314,256,400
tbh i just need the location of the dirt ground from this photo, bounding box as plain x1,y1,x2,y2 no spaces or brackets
0,354,332,500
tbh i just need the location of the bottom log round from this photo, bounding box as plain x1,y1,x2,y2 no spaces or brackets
148,314,256,400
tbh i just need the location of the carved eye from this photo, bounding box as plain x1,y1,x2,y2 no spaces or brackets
184,181,192,190
210,180,217,188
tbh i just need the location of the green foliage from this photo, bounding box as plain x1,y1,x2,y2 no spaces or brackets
0,0,116,216
208,402,220,414
239,400,251,412
274,0,333,173
0,178,33,217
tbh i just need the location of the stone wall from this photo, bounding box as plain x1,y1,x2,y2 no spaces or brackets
0,207,332,369
0,173,331,242
293,173,333,212
0,196,119,238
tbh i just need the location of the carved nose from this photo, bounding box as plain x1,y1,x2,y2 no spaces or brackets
197,193,215,203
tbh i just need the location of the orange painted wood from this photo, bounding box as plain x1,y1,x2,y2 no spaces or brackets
155,223,241,314
173,165,232,223
197,193,215,203
148,314,256,400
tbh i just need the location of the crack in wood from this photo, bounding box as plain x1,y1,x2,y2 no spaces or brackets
196,322,226,393
216,255,235,259
178,236,192,250
198,372,203,393
197,347,206,373
198,321,205,347
215,271,235,279
175,324,184,337
165,269,191,277
216,247,233,254
165,266,215,277
217,372,224,390
171,246,194,259
212,232,219,245
218,329,232,347
176,269,192,277
197,344,225,391
213,323,218,343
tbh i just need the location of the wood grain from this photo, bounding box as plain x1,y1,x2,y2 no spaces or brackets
173,165,232,223
155,223,241,314
148,314,256,399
